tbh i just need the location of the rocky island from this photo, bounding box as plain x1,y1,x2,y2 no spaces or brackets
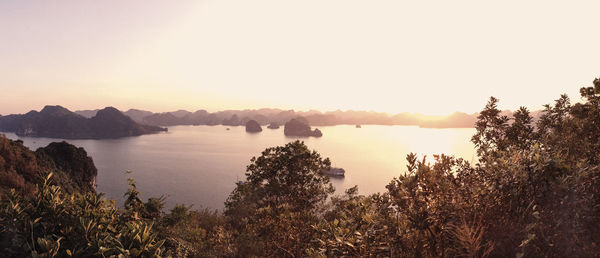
245,120,262,133
284,118,322,137
0,105,167,139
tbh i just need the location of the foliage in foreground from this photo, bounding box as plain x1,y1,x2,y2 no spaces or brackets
2,79,600,257
0,172,166,257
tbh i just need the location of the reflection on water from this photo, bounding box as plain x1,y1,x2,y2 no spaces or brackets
2,125,475,210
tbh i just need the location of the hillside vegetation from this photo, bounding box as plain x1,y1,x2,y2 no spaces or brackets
2,79,600,257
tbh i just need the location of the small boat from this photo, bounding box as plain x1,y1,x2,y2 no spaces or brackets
322,167,345,177
267,122,280,129
226,128,230,130
356,124,361,128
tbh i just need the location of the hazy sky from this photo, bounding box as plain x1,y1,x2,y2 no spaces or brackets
1,1,599,115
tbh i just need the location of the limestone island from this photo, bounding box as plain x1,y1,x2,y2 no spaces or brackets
245,120,262,133
284,118,322,137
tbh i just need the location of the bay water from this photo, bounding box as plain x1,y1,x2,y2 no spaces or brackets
3,125,476,210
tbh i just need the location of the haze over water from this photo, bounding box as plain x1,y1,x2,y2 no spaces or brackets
3,125,475,210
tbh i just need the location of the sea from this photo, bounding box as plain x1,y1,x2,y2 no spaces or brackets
3,125,476,210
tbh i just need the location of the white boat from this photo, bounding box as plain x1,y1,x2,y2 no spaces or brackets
322,167,345,177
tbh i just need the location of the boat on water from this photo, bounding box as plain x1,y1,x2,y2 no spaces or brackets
322,167,345,177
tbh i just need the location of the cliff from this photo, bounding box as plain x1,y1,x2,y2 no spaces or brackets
0,135,97,195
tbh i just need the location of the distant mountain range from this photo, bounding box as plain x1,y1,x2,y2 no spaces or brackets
0,106,544,140
71,107,542,128
0,106,167,139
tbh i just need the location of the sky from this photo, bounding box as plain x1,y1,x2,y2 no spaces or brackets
1,0,599,115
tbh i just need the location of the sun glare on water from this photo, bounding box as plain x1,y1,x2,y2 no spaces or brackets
382,126,476,163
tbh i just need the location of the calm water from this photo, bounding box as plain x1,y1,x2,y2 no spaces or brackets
3,125,476,210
